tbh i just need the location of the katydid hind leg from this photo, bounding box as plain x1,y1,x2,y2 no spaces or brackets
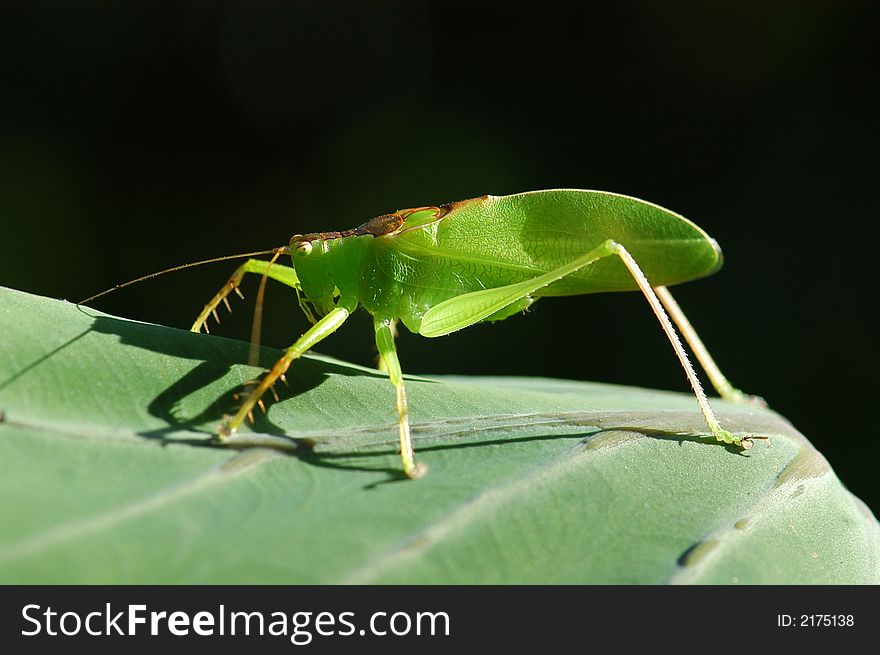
419,242,617,337
375,318,427,479
654,286,766,407
422,239,764,450
608,243,766,450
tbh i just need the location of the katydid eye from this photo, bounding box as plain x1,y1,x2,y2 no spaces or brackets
295,241,313,256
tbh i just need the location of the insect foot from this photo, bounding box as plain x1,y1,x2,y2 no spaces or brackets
216,420,236,442
406,461,429,480
721,430,770,451
740,434,771,449
712,426,769,451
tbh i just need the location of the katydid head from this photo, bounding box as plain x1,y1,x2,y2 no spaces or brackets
288,231,370,317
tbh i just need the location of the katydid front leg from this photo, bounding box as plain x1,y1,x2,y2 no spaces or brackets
191,258,300,334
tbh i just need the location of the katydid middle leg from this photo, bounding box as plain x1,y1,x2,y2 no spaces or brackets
375,318,426,479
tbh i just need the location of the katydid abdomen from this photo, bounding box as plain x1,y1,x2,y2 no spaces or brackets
351,190,722,333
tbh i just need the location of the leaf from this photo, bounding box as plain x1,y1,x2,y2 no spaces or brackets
0,286,877,584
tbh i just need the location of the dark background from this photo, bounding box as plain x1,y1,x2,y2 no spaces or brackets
1,1,877,510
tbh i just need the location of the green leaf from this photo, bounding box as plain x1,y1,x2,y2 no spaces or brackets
0,286,877,583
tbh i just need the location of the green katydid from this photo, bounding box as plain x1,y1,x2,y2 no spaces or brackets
189,189,764,478
83,189,764,479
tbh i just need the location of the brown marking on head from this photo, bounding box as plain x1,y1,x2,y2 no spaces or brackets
292,203,460,245
294,230,349,244
293,216,403,245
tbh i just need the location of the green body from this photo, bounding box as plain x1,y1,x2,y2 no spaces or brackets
187,188,750,479
292,189,722,333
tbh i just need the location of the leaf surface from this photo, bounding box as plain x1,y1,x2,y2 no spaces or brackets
1,286,877,583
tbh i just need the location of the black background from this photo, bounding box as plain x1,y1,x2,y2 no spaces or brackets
1,2,877,511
